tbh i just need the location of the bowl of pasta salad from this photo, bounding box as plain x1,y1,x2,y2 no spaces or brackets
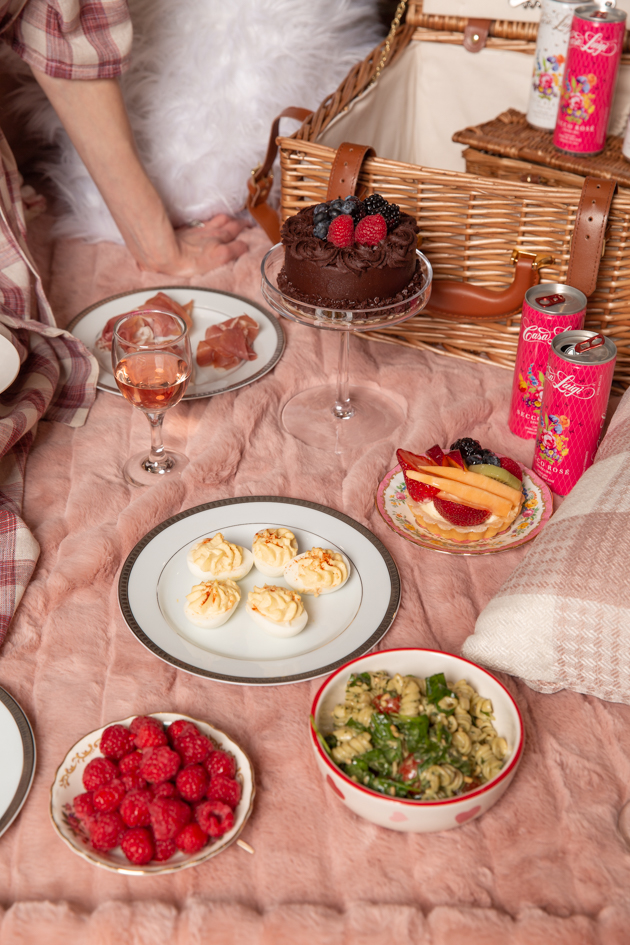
310,648,523,833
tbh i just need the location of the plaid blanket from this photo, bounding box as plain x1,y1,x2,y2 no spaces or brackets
462,386,630,704
0,312,97,644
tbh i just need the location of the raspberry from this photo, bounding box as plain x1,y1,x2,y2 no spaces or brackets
139,746,181,783
326,213,354,248
121,827,154,865
122,773,146,792
130,715,163,735
119,751,143,776
82,757,118,792
153,838,177,862
90,811,124,851
433,496,491,527
149,797,192,840
100,725,135,760
195,800,234,838
167,720,198,745
93,779,126,813
204,750,236,780
176,823,208,855
120,788,153,827
499,456,523,482
176,765,209,802
135,722,168,749
175,732,212,766
206,775,241,810
73,792,95,823
151,780,178,799
355,213,387,246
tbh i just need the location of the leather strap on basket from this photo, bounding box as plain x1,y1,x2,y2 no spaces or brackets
566,176,617,297
246,106,313,243
463,18,491,53
427,252,543,321
326,143,376,201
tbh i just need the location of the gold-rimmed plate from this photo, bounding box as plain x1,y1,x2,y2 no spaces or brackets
50,712,255,874
67,286,284,400
0,686,36,838
376,464,553,556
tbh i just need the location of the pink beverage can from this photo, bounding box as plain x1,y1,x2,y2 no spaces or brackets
533,330,616,495
553,4,627,156
509,283,586,439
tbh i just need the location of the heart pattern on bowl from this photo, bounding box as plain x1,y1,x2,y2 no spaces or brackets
326,774,345,800
455,805,481,824
389,811,408,822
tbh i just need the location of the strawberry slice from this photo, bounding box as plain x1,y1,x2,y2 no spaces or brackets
445,449,466,471
434,496,491,527
499,456,523,482
426,444,445,466
396,449,438,471
406,478,440,503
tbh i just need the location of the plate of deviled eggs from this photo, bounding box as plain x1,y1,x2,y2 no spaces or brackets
118,497,400,685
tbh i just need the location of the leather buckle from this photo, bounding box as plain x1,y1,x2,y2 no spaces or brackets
463,18,491,53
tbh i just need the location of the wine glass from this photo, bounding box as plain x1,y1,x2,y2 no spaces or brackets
112,309,192,486
261,245,432,452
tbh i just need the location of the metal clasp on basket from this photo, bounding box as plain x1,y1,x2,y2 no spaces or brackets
510,250,555,269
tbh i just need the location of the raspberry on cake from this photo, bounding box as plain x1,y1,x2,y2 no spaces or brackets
277,193,419,308
396,442,524,543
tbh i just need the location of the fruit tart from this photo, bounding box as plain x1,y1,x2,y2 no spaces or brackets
397,438,524,543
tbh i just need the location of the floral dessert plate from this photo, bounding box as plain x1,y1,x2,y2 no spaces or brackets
0,686,36,838
118,496,400,685
376,464,553,555
50,712,255,875
67,286,285,400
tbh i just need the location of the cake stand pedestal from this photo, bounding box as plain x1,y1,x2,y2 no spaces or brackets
261,244,433,453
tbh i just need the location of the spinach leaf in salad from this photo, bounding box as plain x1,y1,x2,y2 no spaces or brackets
349,672,372,687
395,714,429,754
369,713,403,763
425,672,455,709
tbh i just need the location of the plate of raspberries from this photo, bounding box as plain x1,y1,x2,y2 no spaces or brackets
50,712,254,873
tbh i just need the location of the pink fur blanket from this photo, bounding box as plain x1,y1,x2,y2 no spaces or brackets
1,217,630,945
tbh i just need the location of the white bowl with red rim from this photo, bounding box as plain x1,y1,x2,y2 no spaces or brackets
310,648,524,833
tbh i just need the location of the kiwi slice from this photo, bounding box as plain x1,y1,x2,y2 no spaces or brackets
472,464,521,492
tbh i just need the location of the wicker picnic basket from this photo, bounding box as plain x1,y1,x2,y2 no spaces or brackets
249,6,630,391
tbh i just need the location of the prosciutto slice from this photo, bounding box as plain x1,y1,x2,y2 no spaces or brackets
95,292,194,351
196,315,259,369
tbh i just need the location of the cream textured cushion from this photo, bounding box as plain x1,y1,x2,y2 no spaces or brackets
462,388,630,704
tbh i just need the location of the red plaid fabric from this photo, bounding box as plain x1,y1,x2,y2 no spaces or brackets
7,0,132,80
0,1,123,641
0,312,98,643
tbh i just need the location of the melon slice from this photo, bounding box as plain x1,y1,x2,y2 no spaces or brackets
414,464,522,506
407,472,513,518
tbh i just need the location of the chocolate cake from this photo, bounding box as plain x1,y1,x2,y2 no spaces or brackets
277,196,419,310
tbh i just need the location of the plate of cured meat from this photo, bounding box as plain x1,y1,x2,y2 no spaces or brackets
67,287,285,400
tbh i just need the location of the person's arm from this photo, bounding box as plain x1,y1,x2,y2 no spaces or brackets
31,69,248,275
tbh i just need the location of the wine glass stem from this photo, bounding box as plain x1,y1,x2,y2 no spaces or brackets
332,332,355,421
146,411,169,471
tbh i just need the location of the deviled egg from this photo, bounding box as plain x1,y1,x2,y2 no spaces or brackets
246,585,308,638
187,532,254,581
184,579,241,628
252,527,298,577
283,547,350,596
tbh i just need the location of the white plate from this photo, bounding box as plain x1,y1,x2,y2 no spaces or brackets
118,497,401,685
67,286,285,400
0,334,20,394
50,712,254,874
0,686,36,838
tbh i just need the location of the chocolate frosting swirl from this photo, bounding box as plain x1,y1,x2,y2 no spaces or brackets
281,206,417,273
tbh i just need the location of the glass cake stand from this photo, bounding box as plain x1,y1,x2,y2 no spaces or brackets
261,244,432,452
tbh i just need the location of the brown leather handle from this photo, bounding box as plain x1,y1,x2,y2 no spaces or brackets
327,143,376,201
426,253,541,320
566,176,617,297
246,107,313,243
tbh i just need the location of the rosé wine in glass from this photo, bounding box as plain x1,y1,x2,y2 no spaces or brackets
112,309,192,486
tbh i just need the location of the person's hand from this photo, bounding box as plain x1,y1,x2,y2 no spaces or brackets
142,214,249,277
